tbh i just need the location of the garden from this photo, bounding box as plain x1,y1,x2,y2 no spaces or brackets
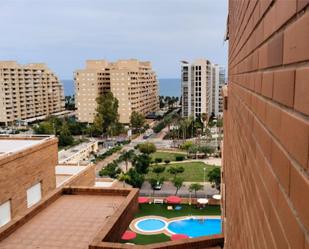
123,203,221,245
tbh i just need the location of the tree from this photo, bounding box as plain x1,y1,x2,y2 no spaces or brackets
120,150,135,172
33,121,54,134
159,96,165,108
216,118,223,128
181,141,194,151
168,166,184,178
208,167,221,190
133,154,151,174
118,173,130,188
126,168,145,188
130,111,145,132
58,122,74,147
189,183,204,198
152,165,165,178
154,158,162,164
199,146,215,158
94,92,120,137
138,142,156,154
99,161,121,178
172,176,184,195
65,95,75,110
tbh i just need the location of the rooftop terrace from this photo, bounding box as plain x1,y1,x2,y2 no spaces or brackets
0,194,124,249
0,187,138,249
0,135,55,156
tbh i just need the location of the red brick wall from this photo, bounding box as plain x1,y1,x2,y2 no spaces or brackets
224,1,309,248
0,138,57,219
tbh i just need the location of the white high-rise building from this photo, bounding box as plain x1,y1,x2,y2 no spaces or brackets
181,59,225,119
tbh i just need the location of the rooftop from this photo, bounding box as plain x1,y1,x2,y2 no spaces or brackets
55,165,92,187
0,135,55,156
0,194,124,249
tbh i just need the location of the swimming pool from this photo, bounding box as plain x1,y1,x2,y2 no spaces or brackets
133,216,221,238
167,218,221,238
135,218,167,232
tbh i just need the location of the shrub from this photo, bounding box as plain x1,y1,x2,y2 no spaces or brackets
155,158,162,163
175,155,185,161
164,159,170,164
95,145,122,162
138,142,156,154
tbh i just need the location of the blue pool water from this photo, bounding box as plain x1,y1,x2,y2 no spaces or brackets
136,219,166,231
167,218,221,238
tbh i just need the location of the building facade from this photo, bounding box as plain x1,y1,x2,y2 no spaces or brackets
181,59,225,119
74,60,111,123
218,67,226,114
75,59,159,124
0,61,65,125
0,136,58,227
223,1,309,249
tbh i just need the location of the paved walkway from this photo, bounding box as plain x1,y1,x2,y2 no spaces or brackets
157,158,221,167
139,181,219,198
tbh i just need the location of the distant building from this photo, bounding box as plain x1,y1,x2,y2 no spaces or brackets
218,67,226,114
0,61,65,126
75,59,159,124
181,59,225,119
74,60,111,123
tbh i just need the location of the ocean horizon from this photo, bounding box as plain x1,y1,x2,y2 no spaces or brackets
62,78,181,97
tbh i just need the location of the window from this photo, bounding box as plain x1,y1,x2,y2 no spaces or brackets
26,182,42,208
0,200,11,227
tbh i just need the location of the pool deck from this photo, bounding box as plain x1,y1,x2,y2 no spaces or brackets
130,215,221,236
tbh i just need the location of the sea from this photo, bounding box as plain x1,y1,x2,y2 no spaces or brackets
61,78,181,97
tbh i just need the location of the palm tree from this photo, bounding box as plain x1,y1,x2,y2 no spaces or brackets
118,173,130,188
121,150,135,172
189,183,204,198
186,116,194,138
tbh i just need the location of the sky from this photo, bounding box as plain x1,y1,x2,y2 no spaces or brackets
0,0,228,80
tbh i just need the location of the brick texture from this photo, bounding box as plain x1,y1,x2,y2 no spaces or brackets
0,138,57,220
295,67,309,115
225,1,309,248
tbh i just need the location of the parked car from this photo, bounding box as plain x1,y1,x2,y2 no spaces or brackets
153,181,162,190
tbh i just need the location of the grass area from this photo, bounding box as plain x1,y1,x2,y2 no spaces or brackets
146,161,217,182
127,204,221,245
125,233,170,245
151,151,186,162
136,203,221,218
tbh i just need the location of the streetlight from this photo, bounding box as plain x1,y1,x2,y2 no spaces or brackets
203,167,206,197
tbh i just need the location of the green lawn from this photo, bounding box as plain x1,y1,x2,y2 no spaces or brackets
136,204,221,218
151,151,186,162
146,161,218,182
126,204,221,245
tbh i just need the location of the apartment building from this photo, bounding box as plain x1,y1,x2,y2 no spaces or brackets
181,59,225,119
218,67,226,114
223,1,309,249
0,61,65,125
74,60,111,123
75,59,159,124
